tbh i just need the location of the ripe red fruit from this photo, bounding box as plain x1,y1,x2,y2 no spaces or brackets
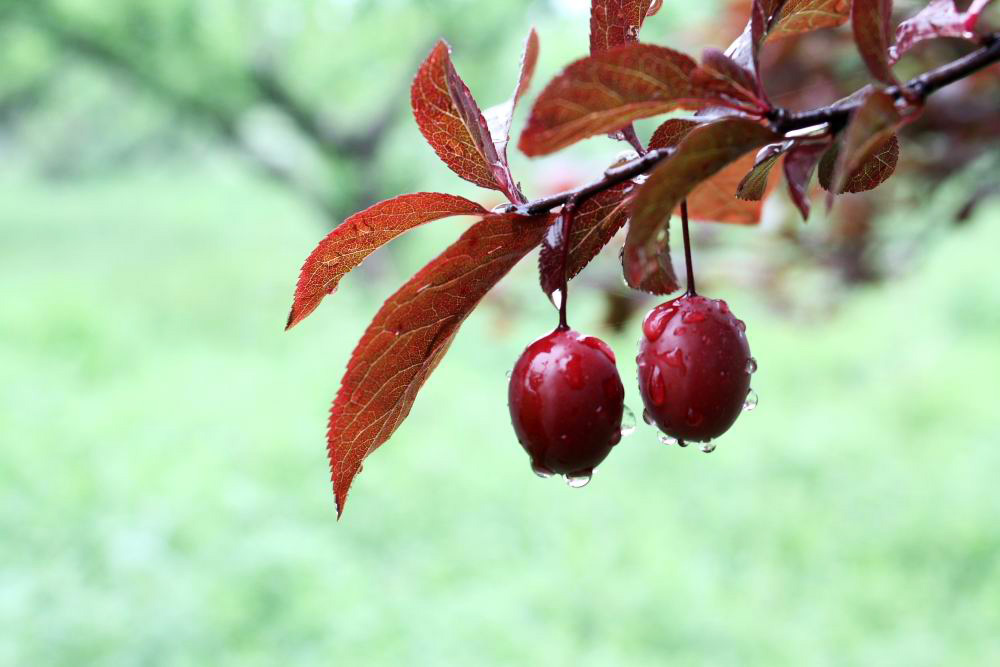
637,295,755,447
508,328,626,483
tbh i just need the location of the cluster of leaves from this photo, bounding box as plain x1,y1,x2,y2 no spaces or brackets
288,0,998,516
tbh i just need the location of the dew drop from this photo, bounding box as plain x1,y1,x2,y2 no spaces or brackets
549,289,564,310
505,370,513,380
700,442,716,453
610,430,622,446
658,434,679,446
664,348,686,375
648,365,667,406
736,319,747,333
620,405,636,437
717,300,730,314
642,309,670,341
559,354,585,389
746,357,758,374
532,462,554,478
744,388,759,412
681,310,706,324
677,439,688,448
674,326,687,336
642,408,655,425
581,336,617,363
566,472,592,488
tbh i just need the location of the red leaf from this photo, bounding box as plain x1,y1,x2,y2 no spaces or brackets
737,142,789,200
539,183,634,298
328,212,552,516
648,119,773,224
590,0,654,53
287,193,488,330
770,0,852,39
484,29,540,170
726,0,851,71
518,44,717,156
693,48,770,111
412,41,518,200
783,139,831,220
891,0,995,64
852,0,899,85
821,90,902,194
819,133,900,193
625,118,778,290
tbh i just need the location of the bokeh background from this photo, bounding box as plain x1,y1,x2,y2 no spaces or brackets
3,1,1000,665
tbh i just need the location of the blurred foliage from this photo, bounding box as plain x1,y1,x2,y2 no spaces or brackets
2,164,1000,665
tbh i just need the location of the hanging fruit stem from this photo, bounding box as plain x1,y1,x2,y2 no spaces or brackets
557,202,576,330
680,200,697,297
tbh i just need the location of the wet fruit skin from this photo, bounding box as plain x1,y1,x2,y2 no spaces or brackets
508,328,625,477
637,295,752,443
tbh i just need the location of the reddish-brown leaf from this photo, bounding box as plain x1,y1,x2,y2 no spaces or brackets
412,41,518,199
891,0,994,64
852,0,899,85
737,142,789,200
485,29,540,168
819,133,900,193
328,212,552,516
648,119,772,224
590,0,653,53
821,90,902,194
286,193,487,330
693,48,770,111
539,183,634,298
771,0,852,39
727,0,850,71
518,44,717,156
625,118,778,290
783,139,831,220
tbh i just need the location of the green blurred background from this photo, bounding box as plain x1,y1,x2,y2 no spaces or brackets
2,1,999,665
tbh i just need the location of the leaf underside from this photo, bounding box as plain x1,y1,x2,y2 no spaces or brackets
287,193,488,329
821,90,901,195
538,183,634,298
852,0,899,85
519,43,711,156
626,118,779,291
485,28,540,166
783,139,832,219
892,0,995,64
648,119,773,224
328,212,552,516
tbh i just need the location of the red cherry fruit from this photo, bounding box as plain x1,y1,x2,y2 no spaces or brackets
637,295,755,445
508,328,626,482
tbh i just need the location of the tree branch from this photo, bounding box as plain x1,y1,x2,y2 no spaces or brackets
503,32,1000,217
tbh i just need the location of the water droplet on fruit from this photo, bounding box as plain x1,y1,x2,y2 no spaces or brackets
581,336,616,363
620,405,636,437
682,310,706,324
642,408,654,425
677,439,688,448
505,370,513,380
566,472,592,488
559,355,585,389
549,289,563,310
532,462,554,478
658,434,679,446
717,300,730,314
746,357,758,374
700,442,716,453
744,388,759,412
736,319,747,333
664,348,686,374
686,408,704,427
674,326,687,336
610,429,622,446
643,309,670,341
648,365,667,406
